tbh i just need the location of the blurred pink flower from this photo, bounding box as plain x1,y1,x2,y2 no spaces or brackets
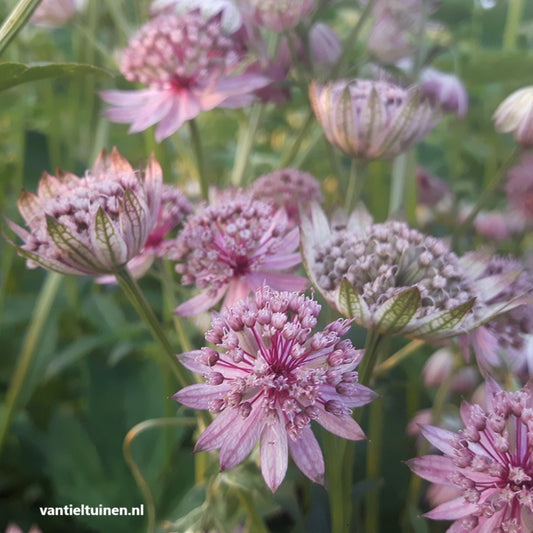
494,86,533,147
473,209,526,240
309,79,440,160
30,0,83,28
408,379,533,532
241,0,315,32
100,6,269,141
309,23,342,71
250,168,323,224
6,148,162,276
165,193,308,316
420,67,469,118
416,167,451,207
506,152,533,222
5,525,41,533
174,285,377,492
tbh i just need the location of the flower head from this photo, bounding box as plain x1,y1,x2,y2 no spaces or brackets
166,193,308,316
174,285,377,492
309,79,440,160
309,23,342,72
420,67,469,118
100,6,268,141
462,255,533,380
6,148,162,276
493,87,533,147
301,204,529,339
506,152,533,223
250,168,323,224
242,0,315,32
407,380,533,532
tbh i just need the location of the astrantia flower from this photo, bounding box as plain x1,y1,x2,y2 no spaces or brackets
506,152,533,223
100,6,268,141
461,255,533,380
301,204,529,339
493,86,533,147
407,380,533,532
166,193,308,316
173,285,377,492
250,168,323,224
420,67,469,118
97,184,191,282
242,0,315,32
309,79,440,160
5,148,161,276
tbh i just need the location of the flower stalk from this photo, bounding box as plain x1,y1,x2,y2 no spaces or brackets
0,0,42,56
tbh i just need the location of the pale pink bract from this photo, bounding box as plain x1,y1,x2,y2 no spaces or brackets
173,285,377,492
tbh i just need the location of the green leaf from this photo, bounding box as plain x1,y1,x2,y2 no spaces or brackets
408,299,475,339
337,279,370,323
374,287,421,335
0,62,110,92
93,207,127,270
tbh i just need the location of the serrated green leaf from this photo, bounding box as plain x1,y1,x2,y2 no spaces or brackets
0,62,110,92
408,298,475,339
375,287,421,335
337,279,370,322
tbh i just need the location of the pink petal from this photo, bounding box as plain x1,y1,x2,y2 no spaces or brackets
420,425,457,455
423,496,478,520
130,92,176,133
260,418,288,493
316,407,366,441
406,455,456,485
173,383,232,409
174,285,227,316
219,402,266,470
288,426,325,485
260,252,302,270
178,350,211,373
155,91,202,141
246,271,309,291
222,279,252,309
195,408,241,452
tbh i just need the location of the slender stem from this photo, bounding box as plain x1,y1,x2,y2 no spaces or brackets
114,266,190,388
231,104,263,186
0,272,62,455
345,159,368,212
124,417,196,533
235,488,270,533
359,329,383,387
453,148,520,245
279,109,314,169
188,119,208,200
365,398,383,533
388,152,409,217
374,339,425,378
0,0,42,57
503,0,524,51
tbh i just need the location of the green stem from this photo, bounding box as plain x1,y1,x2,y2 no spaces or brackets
359,329,383,387
188,119,208,200
279,109,314,169
235,488,270,533
0,271,62,455
231,104,263,186
452,148,520,246
503,0,524,51
374,339,425,378
114,266,190,388
0,0,42,57
124,417,196,533
388,152,410,218
345,159,367,212
365,398,383,533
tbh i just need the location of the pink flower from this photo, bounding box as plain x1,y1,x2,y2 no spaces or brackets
97,184,191,282
309,23,342,71
506,152,533,222
166,192,308,316
250,168,323,224
5,525,41,533
241,0,315,32
100,6,268,141
30,0,83,28
473,209,526,241
309,79,440,160
407,379,533,532
173,285,377,492
420,67,469,118
5,149,162,276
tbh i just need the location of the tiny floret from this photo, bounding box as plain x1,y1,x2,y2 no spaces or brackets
173,285,377,492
